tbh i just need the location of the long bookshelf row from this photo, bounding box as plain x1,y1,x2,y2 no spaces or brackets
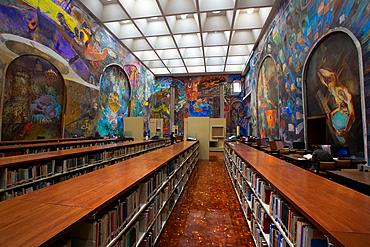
0,139,165,201
224,144,319,247
0,137,133,157
107,143,199,247
0,140,199,247
224,141,370,247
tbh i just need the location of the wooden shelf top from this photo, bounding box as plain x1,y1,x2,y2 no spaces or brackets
18,141,197,210
0,137,133,146
225,142,370,247
0,199,91,247
0,141,198,246
0,137,97,145
0,139,164,168
0,138,134,152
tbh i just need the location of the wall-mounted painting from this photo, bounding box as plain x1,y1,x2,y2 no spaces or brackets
305,31,364,157
2,55,64,140
257,56,279,140
97,65,131,136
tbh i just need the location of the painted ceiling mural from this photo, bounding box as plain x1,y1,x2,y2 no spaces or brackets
246,0,370,157
0,0,155,139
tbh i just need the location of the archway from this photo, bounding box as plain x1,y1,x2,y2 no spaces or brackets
2,55,64,140
303,29,366,158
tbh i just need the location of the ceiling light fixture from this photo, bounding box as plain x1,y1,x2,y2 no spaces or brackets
212,11,220,14
246,8,254,14
151,17,158,20
181,14,188,20
122,20,130,23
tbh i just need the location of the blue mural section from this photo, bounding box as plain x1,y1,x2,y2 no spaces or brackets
98,66,131,136
246,0,370,157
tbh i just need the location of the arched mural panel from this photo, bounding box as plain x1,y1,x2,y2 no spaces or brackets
305,31,364,157
2,55,64,140
97,65,131,136
257,56,279,140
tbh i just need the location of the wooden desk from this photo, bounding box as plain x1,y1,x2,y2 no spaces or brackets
226,142,370,247
281,154,311,168
259,147,279,155
327,169,370,196
0,141,199,246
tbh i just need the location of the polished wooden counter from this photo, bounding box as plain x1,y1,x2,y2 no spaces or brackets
225,142,370,247
0,141,198,247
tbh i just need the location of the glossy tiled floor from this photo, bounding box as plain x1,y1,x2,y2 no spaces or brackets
156,152,255,247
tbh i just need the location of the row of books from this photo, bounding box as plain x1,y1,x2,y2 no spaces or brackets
0,142,166,201
65,145,198,247
224,147,327,247
1,160,56,188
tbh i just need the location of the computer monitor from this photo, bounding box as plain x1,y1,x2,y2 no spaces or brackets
293,142,305,149
331,147,350,157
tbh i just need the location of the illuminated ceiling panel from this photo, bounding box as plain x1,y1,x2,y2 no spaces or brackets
77,0,276,76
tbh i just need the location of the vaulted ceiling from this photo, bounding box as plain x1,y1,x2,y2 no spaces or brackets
77,0,276,77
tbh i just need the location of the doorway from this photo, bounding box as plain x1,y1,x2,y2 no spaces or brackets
307,115,327,151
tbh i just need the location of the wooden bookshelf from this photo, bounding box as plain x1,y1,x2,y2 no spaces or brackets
0,137,99,145
224,141,370,247
0,137,134,157
0,141,199,247
0,139,165,201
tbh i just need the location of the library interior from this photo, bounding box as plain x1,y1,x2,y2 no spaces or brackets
0,0,369,247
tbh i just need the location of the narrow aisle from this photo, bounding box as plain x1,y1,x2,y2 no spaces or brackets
156,152,255,246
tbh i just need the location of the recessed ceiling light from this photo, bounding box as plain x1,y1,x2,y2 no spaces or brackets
181,14,188,20
151,17,158,20
122,20,130,24
212,11,220,14
246,8,254,14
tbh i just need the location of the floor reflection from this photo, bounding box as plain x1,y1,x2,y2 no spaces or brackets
156,152,255,247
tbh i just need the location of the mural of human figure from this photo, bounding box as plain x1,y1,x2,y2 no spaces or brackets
317,68,355,137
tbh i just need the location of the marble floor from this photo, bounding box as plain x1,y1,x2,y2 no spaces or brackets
156,152,255,247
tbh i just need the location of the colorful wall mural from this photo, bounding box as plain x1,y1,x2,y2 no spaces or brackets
154,75,242,135
306,31,364,157
0,0,155,140
2,55,64,140
245,0,369,160
257,56,279,140
149,77,171,135
98,65,131,136
64,80,99,138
